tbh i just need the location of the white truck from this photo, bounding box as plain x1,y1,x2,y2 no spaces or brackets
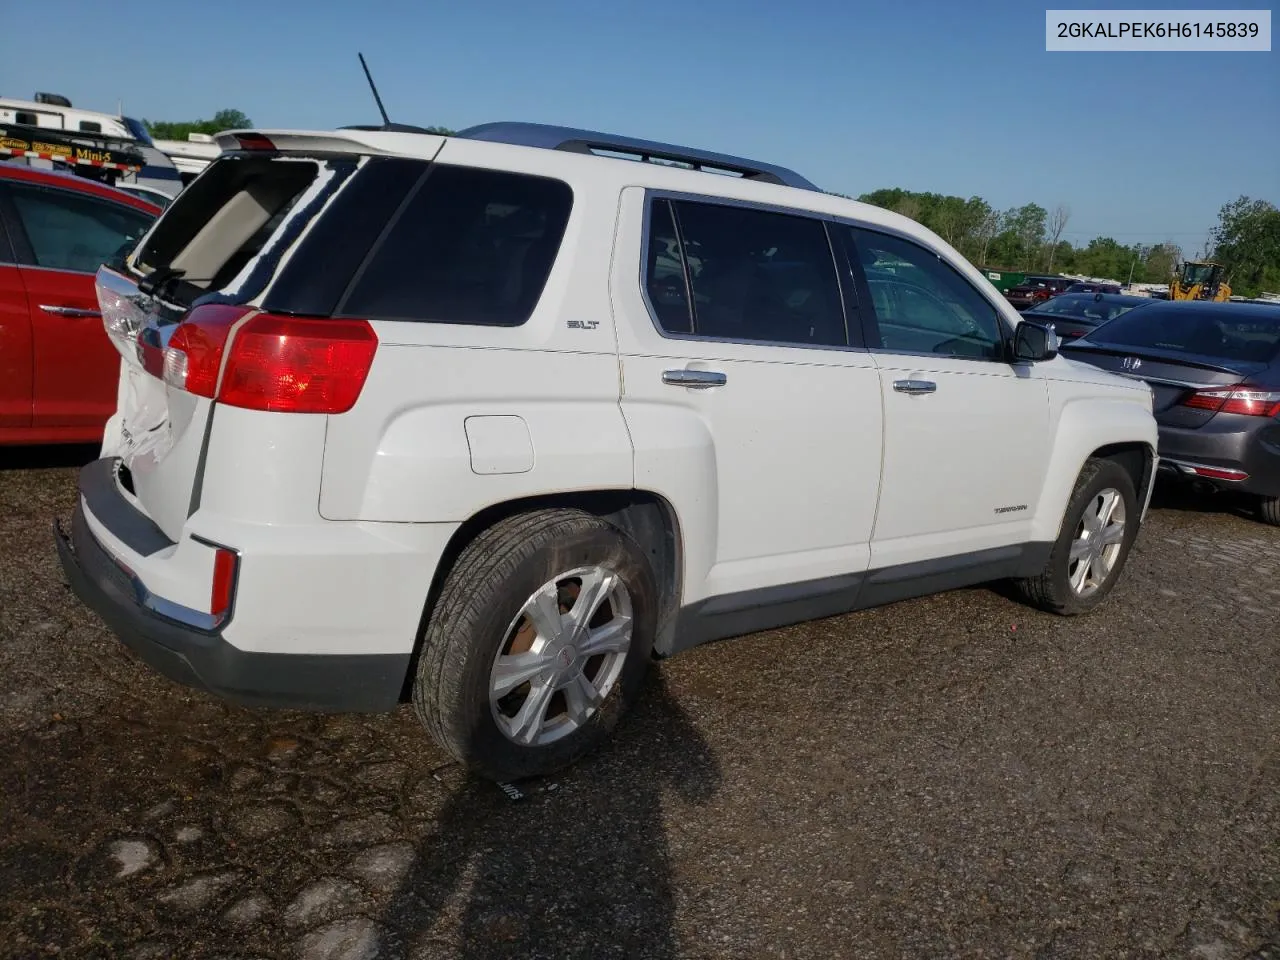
56,122,1159,782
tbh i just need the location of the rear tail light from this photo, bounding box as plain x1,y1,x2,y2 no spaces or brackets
162,304,246,396
161,308,378,414
218,315,378,414
211,547,239,622
1181,386,1280,418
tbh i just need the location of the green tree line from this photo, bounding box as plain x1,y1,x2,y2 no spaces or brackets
852,187,1182,285
852,187,1279,297
1210,197,1280,298
143,109,254,141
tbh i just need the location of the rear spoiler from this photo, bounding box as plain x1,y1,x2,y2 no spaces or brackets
0,122,147,173
212,128,448,160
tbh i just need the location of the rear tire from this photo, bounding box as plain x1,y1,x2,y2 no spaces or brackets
1015,458,1139,615
412,509,657,782
1259,496,1280,527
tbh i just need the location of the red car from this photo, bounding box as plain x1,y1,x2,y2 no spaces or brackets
1004,274,1073,311
0,164,161,445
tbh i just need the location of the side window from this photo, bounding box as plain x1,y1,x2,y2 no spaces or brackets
643,200,692,333
8,184,155,274
15,111,39,125
341,165,572,327
653,199,847,348
849,227,1004,360
79,121,103,133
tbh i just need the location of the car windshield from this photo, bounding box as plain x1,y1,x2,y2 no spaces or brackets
1181,263,1216,285
1087,306,1280,363
1033,295,1148,324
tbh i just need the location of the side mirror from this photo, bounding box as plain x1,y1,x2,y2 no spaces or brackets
1012,320,1060,363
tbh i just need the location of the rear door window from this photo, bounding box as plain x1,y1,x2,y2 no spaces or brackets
339,166,573,327
7,183,154,274
646,198,848,347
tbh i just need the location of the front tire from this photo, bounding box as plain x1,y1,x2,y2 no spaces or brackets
413,509,657,782
1015,458,1139,615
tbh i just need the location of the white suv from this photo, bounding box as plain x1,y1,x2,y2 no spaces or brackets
56,122,1159,781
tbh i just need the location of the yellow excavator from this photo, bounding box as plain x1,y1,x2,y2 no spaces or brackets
1170,260,1232,302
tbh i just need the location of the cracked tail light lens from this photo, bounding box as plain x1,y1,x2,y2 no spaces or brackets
1182,386,1280,418
97,274,151,361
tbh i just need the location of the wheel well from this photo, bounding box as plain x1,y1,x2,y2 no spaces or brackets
1091,442,1153,500
399,491,684,700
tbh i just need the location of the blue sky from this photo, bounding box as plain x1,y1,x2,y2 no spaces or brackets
2,0,1276,249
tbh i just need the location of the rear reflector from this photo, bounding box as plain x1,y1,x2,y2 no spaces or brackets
161,308,377,414
1187,465,1249,482
211,547,238,621
1182,386,1280,418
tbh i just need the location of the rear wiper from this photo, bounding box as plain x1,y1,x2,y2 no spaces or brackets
137,266,186,297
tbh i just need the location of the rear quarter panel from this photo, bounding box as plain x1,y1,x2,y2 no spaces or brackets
318,147,632,522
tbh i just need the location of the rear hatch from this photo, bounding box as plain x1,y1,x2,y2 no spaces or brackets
96,131,444,540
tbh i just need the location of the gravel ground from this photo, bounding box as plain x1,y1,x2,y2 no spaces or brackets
1,447,1278,960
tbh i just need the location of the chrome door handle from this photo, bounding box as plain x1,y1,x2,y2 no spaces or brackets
39,305,102,318
662,369,727,389
892,379,936,395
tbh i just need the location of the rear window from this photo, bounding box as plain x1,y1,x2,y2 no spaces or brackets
1089,305,1280,363
338,165,572,327
132,155,354,305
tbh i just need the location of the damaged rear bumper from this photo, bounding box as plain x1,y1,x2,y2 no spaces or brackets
54,487,410,713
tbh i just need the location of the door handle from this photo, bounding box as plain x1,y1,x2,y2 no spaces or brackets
662,369,727,389
892,379,937,395
39,305,102,319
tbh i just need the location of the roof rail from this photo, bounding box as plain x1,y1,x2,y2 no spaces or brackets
454,121,819,192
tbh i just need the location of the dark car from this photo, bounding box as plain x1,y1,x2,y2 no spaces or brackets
1005,274,1072,310
1021,292,1154,342
1061,300,1280,524
1065,281,1122,295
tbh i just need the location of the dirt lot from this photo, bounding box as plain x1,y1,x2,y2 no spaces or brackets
1,448,1278,960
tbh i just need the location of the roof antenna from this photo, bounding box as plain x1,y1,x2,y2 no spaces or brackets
358,53,392,128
